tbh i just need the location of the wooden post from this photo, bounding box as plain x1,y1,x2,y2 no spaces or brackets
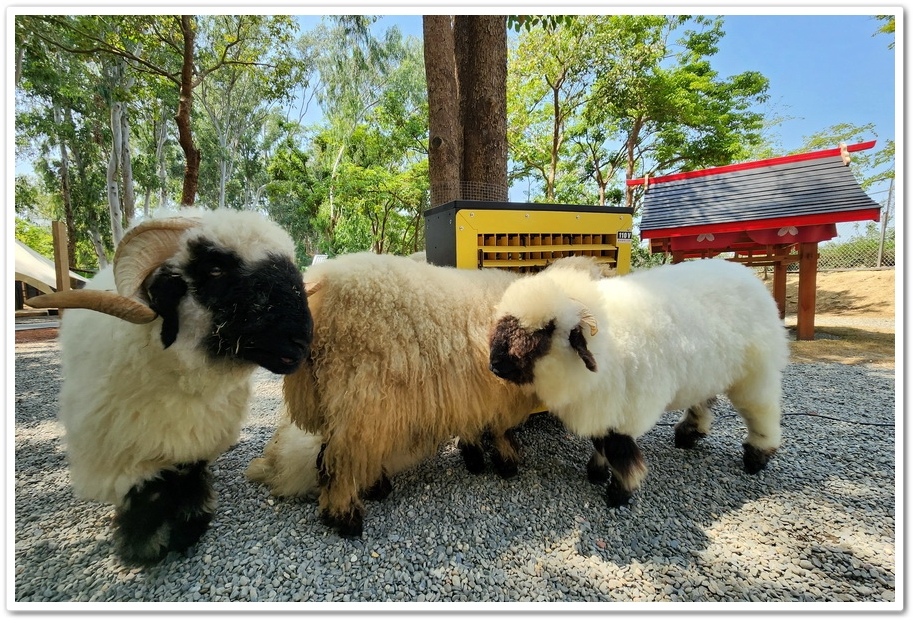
796,242,818,340
51,221,70,293
772,261,787,320
51,221,70,318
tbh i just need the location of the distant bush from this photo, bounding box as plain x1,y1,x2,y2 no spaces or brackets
817,224,895,269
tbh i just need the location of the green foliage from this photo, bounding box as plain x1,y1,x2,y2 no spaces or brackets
15,217,54,259
629,233,668,269
875,15,895,48
507,15,576,32
508,15,771,212
817,223,895,269
16,13,892,272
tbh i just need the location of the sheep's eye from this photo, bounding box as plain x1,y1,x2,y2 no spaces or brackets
209,266,223,277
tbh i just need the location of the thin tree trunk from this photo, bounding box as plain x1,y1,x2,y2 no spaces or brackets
53,105,76,269
155,103,169,210
107,101,125,244
89,225,109,269
219,156,228,209
120,109,136,224
624,118,643,208
176,15,201,206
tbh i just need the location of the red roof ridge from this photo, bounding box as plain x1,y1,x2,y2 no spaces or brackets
626,140,877,187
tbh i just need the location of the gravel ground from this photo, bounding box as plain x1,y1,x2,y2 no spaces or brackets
10,332,899,612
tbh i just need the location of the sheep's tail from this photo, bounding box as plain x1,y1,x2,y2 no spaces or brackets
245,414,322,499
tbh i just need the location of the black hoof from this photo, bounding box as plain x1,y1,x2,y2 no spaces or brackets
587,455,610,484
605,477,633,508
742,443,773,475
113,461,214,566
674,422,706,449
459,440,487,475
319,507,364,538
491,453,519,479
363,474,393,501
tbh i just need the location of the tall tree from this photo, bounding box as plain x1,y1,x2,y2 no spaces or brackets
507,17,591,202
586,15,770,208
16,19,110,268
26,14,298,206
195,15,303,210
424,15,508,206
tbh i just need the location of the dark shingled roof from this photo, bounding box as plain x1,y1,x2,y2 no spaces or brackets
636,141,882,238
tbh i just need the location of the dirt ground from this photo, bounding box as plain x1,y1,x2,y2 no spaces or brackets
777,267,896,317
769,268,897,369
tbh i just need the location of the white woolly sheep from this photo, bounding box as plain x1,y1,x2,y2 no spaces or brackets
26,208,313,565
246,252,603,537
488,257,789,507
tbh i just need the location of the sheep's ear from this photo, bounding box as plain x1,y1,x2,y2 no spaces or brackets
569,326,597,372
145,265,188,348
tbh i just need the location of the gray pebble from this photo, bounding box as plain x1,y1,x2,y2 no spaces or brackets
12,342,896,606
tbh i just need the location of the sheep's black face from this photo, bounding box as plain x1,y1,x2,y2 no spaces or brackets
488,316,555,385
164,239,312,374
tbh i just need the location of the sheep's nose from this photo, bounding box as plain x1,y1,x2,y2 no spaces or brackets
289,336,311,358
489,357,516,380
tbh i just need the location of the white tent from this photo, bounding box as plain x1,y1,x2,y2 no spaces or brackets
14,239,88,295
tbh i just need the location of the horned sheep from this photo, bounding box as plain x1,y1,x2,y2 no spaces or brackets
488,257,789,507
27,208,313,565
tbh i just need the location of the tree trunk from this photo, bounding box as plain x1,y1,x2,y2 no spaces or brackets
89,225,109,269
120,109,136,224
455,15,508,202
624,118,643,208
107,101,125,244
423,16,462,207
176,15,201,206
53,105,77,269
155,103,169,210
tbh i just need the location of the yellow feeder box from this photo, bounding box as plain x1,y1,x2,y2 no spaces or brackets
424,200,634,274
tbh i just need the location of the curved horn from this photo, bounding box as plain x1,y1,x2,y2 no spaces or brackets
304,280,322,296
571,298,599,336
25,290,158,324
113,216,201,299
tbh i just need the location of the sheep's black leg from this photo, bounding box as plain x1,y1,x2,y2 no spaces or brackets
316,443,329,486
490,429,521,479
601,432,646,508
586,437,610,483
112,461,215,566
458,438,487,475
363,472,393,501
674,400,714,449
742,443,776,475
319,507,364,539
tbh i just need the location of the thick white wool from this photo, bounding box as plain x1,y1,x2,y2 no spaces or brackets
57,209,297,505
496,258,789,444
